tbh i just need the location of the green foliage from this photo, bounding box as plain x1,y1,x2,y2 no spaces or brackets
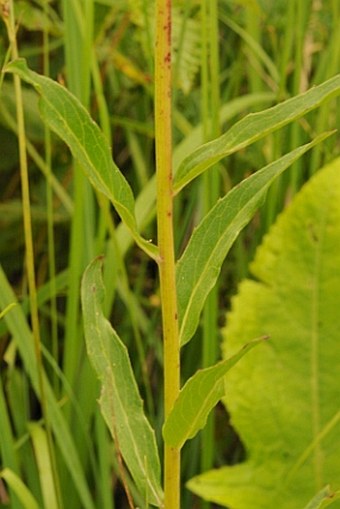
81,257,163,508
176,133,332,347
163,338,263,449
0,469,40,509
5,58,159,260
0,267,96,509
174,74,340,193
1,2,340,509
188,157,340,509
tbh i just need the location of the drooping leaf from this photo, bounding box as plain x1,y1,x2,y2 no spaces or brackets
188,157,340,508
174,74,340,193
5,58,158,260
177,133,332,347
81,257,163,508
163,338,264,449
303,486,340,509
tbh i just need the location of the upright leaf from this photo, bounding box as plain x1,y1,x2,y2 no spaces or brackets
28,423,59,509
177,133,332,346
174,74,340,193
5,58,158,260
81,257,163,508
188,157,340,508
163,339,264,449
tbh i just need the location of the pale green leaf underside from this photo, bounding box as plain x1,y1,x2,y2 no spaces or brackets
163,339,264,449
188,157,340,508
5,59,158,259
81,258,163,507
303,487,340,509
177,133,331,347
174,74,340,193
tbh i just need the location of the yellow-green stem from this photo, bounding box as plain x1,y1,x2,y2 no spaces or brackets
155,1,180,508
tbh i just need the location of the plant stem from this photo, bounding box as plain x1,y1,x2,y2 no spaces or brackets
155,1,180,508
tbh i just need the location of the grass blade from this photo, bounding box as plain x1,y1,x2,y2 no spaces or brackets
174,74,340,193
0,469,40,509
0,266,96,509
81,257,163,508
28,423,59,509
177,132,333,346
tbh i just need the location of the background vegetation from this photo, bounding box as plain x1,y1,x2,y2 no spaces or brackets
0,1,339,508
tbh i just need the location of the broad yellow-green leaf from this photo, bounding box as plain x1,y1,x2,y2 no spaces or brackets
304,487,340,509
177,133,332,347
174,74,340,193
188,157,340,508
163,339,264,449
81,257,163,508
5,58,158,260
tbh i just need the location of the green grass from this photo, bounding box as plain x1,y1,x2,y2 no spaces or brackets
0,1,339,509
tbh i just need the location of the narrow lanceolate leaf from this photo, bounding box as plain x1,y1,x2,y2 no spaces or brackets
303,487,340,509
5,58,158,260
163,339,264,449
81,258,163,508
174,74,340,193
177,132,332,346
